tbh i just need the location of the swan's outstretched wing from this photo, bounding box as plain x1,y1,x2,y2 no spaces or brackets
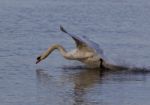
82,35,103,54
60,26,103,55
60,26,87,48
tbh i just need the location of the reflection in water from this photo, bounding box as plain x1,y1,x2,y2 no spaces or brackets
36,67,149,105
36,69,53,105
69,69,102,105
36,68,103,105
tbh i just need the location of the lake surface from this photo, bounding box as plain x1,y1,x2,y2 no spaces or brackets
0,0,150,105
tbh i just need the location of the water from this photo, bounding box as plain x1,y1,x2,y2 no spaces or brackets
0,0,150,105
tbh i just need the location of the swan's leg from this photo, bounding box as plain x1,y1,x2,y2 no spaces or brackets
99,58,107,76
99,58,104,69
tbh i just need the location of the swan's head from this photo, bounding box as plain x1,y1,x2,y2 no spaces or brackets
36,56,42,64
36,55,46,64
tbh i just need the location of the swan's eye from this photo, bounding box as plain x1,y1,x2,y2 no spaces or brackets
37,56,41,60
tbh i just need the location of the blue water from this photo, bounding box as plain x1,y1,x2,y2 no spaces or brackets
0,0,150,105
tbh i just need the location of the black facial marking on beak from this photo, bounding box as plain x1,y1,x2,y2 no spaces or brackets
36,56,41,64
37,56,41,60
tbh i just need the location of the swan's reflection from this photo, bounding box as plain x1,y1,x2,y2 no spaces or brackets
67,68,103,105
36,67,149,105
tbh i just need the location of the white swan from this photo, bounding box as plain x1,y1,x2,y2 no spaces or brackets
36,26,121,69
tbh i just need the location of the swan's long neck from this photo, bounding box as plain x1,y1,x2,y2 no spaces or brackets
41,44,68,60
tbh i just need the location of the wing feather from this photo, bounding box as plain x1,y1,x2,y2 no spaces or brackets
60,26,104,58
60,26,87,48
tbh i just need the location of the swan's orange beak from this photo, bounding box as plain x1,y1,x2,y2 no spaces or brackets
36,60,40,64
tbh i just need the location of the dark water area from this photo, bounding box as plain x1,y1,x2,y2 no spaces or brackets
0,0,150,105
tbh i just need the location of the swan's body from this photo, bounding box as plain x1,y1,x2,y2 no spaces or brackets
36,26,121,69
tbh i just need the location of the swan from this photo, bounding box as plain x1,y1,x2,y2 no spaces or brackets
36,26,124,70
